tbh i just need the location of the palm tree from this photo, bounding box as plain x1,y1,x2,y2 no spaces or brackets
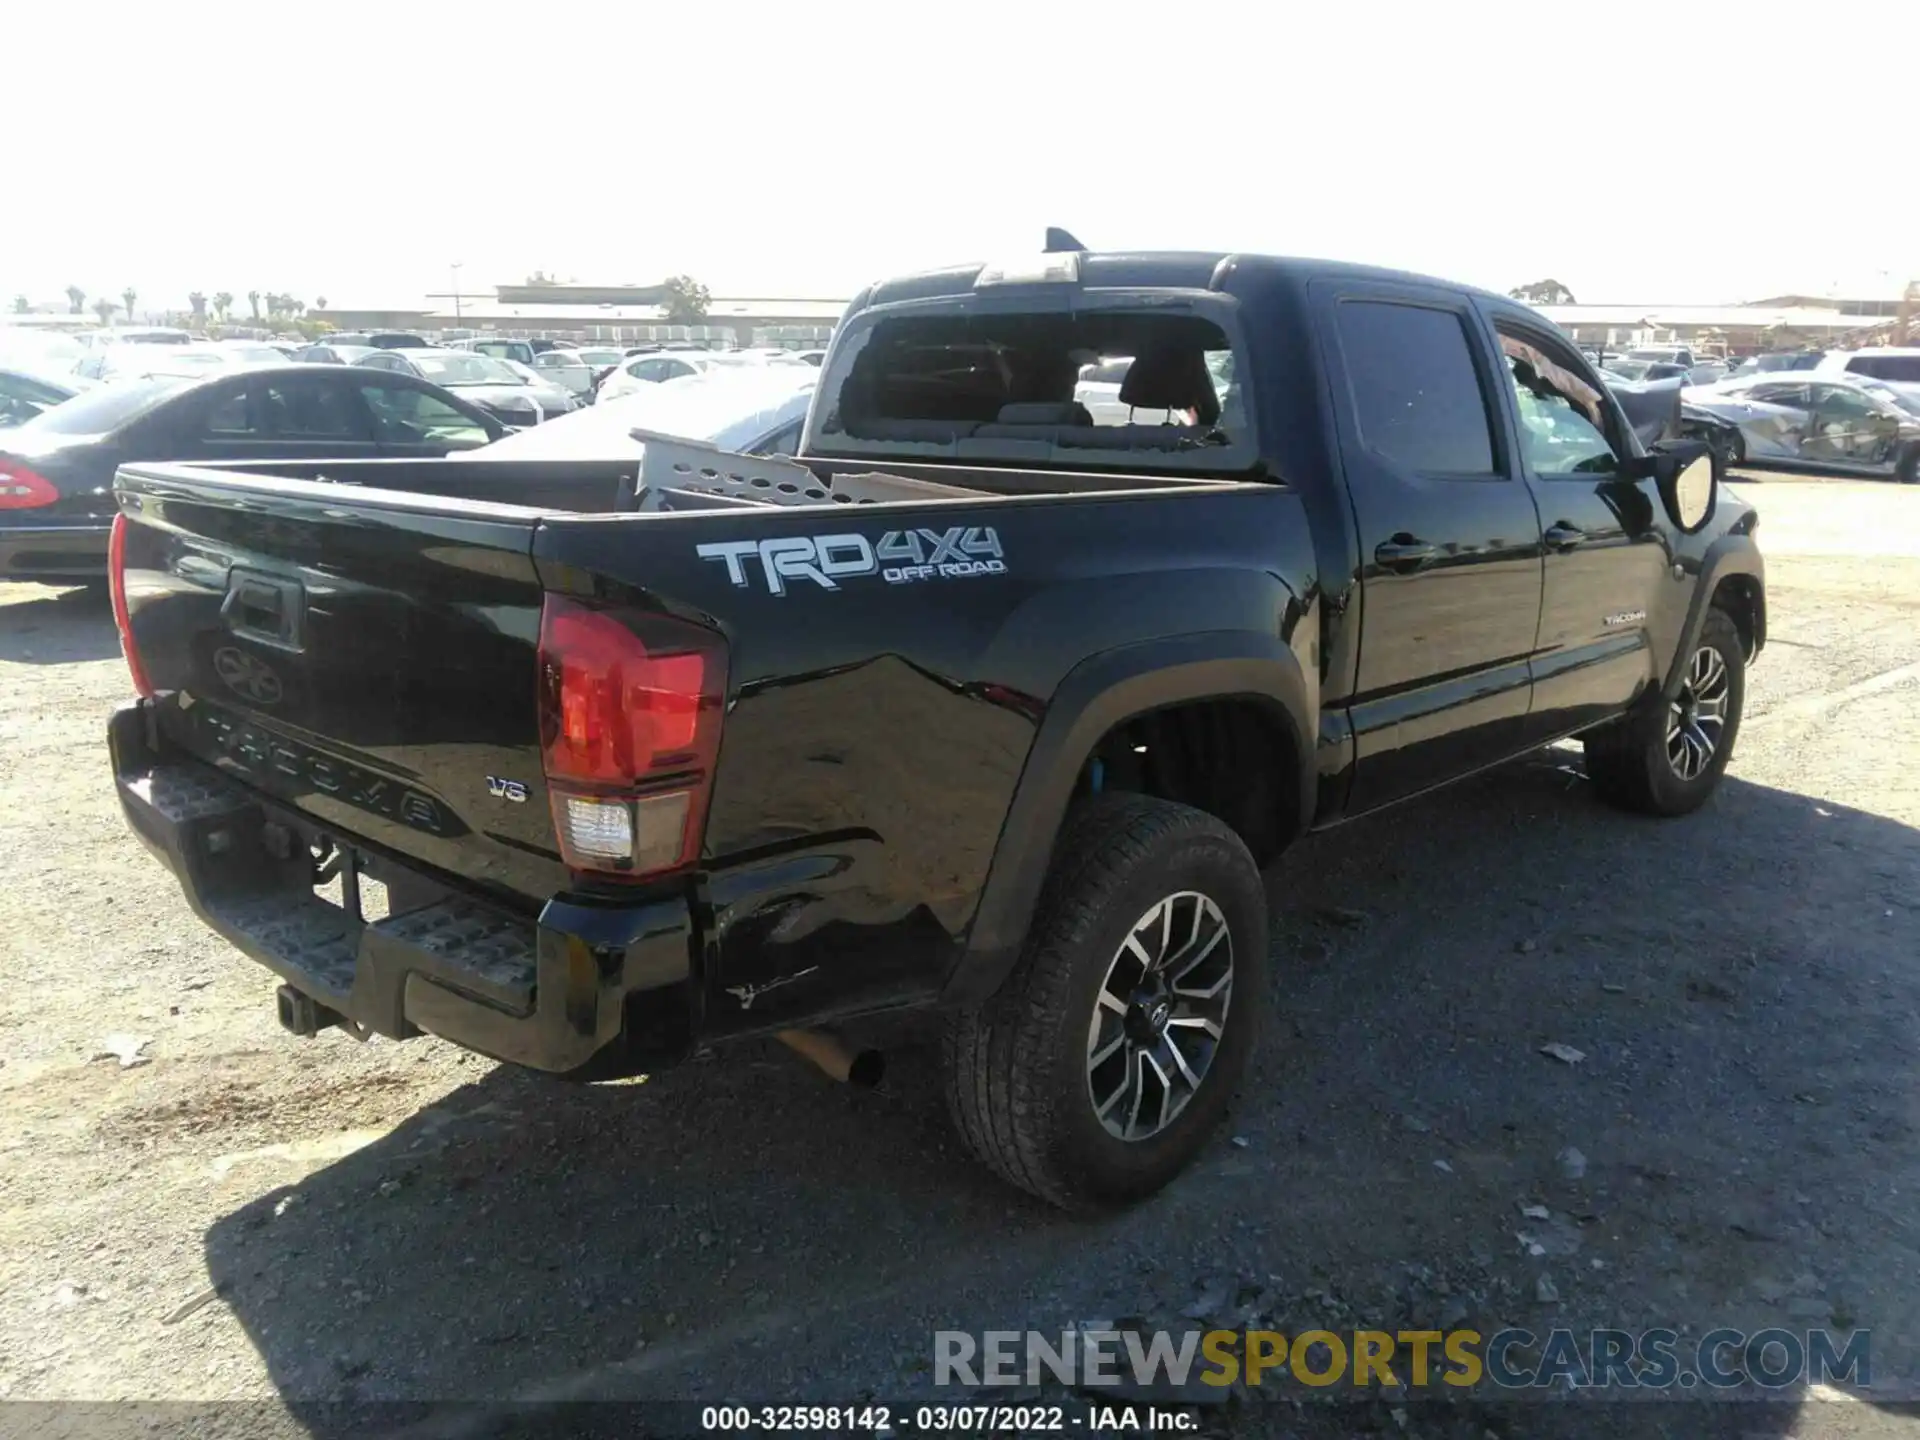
10,296,27,314
92,298,117,326
212,292,233,323
66,285,85,315
188,291,208,324
122,287,138,323
247,290,261,323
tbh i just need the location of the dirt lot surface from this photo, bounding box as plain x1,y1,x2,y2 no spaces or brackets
3,472,1919,1437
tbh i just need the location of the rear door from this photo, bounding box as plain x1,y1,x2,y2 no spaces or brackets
1313,281,1544,812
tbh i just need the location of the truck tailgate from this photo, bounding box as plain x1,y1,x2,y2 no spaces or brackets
115,464,568,907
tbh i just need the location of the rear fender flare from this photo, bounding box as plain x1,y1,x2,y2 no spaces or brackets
945,632,1313,1003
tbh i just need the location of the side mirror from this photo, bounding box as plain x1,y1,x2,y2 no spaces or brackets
1628,439,1716,532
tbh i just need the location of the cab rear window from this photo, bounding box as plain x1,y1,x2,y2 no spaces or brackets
810,306,1254,473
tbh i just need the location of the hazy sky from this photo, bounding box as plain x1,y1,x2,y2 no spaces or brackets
11,1,1917,311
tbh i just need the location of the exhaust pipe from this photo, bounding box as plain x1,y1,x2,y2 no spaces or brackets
776,1028,884,1088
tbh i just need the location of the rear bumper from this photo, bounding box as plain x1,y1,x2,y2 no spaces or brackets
109,701,697,1074
0,522,111,581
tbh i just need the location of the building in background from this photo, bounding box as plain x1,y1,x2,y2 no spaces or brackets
310,282,847,349
1538,286,1912,357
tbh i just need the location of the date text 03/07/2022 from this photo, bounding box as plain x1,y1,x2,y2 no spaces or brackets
698,1403,1195,1432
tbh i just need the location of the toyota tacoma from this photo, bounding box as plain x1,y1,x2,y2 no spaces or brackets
105,242,1764,1208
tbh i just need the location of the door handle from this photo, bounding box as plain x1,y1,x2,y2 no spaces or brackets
1544,522,1587,552
1373,536,1436,573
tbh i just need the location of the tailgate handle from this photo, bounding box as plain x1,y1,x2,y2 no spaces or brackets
222,571,305,650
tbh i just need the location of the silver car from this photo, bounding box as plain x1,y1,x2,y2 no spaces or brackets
1682,374,1920,481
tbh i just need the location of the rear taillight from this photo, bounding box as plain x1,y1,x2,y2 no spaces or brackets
0,461,58,510
537,595,726,882
108,513,154,697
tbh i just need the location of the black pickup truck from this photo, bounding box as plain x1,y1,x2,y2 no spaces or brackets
106,245,1765,1209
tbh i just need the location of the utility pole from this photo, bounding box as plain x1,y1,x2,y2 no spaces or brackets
450,262,464,323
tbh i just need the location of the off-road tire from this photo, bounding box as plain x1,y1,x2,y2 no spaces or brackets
942,794,1267,1210
1584,607,1745,817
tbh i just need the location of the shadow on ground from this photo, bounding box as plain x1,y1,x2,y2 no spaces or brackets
0,582,118,663
205,757,1920,1437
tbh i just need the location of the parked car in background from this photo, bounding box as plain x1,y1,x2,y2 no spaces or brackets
452,337,574,363
498,359,579,416
451,337,538,366
214,341,296,367
353,347,571,426
1605,358,1693,384
1729,351,1823,378
595,348,805,404
473,366,817,461
529,347,625,400
1681,373,1920,479
98,327,195,347
1811,348,1920,402
0,365,505,582
73,343,233,383
1626,344,1696,368
1598,370,1685,448
0,328,86,374
0,367,85,427
294,343,379,366
324,332,431,350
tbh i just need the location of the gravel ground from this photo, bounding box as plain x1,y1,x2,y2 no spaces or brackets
2,473,1918,1438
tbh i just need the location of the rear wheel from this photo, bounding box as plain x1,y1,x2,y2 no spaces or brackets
1721,427,1746,467
1897,442,1919,485
943,794,1267,1210
1584,608,1745,816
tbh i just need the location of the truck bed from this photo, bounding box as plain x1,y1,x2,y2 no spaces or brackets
109,451,1309,1066
179,451,1241,515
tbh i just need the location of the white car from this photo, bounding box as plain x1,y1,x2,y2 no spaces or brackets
596,348,809,404
1811,348,1920,403
73,342,233,382
214,341,294,367
475,366,817,462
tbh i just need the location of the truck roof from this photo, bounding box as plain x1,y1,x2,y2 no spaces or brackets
857,250,1511,312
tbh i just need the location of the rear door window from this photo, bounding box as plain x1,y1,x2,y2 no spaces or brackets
1333,301,1496,474
202,381,257,436
261,374,373,440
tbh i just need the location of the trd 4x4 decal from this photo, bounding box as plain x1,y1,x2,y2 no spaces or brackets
697,526,1006,596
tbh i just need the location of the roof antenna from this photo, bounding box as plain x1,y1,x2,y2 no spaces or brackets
1044,227,1086,253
